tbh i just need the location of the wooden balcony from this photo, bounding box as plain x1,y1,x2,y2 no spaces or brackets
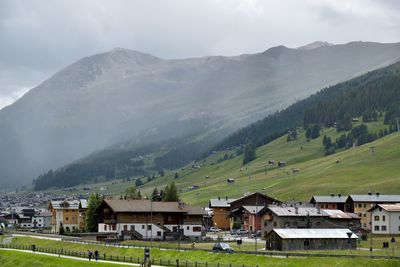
103,219,117,224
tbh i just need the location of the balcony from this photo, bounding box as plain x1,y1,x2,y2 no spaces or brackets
103,219,117,224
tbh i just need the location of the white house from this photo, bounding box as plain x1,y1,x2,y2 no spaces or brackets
32,211,52,228
369,204,400,234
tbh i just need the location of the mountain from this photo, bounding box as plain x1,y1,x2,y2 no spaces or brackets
297,41,334,50
215,60,400,150
2,41,400,188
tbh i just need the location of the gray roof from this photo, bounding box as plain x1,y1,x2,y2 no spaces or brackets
104,199,202,214
273,228,358,239
311,195,348,203
349,194,400,203
209,198,235,208
242,205,265,214
268,206,327,217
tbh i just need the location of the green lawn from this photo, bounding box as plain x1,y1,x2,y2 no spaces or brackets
9,236,400,267
0,249,132,267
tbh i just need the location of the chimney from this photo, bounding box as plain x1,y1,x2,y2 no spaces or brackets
317,207,321,214
178,201,185,209
376,192,380,197
218,196,220,200
295,206,298,214
368,192,372,195
226,196,228,200
331,193,334,197
338,193,341,198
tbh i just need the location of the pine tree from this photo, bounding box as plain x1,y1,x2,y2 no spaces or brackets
164,182,179,201
125,186,141,199
85,193,102,232
151,188,161,201
242,142,256,165
59,222,65,235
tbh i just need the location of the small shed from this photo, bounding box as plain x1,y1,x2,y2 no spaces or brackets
278,161,286,167
266,228,357,251
227,178,235,184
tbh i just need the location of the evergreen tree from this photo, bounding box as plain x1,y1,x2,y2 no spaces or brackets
125,186,141,199
135,178,143,187
164,182,179,201
242,142,256,165
174,172,179,179
151,188,161,201
59,222,65,235
85,193,102,232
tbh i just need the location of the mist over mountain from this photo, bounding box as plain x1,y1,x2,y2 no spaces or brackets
1,41,400,188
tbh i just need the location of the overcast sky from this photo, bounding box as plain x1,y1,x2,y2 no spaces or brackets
1,0,400,109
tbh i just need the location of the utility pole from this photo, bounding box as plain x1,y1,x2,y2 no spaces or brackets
150,199,153,248
255,193,258,253
397,118,400,132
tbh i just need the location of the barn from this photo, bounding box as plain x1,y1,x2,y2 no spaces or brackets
266,228,358,251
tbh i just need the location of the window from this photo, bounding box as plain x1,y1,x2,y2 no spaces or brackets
142,225,145,229
374,225,380,231
147,225,152,230
363,204,366,208
374,216,380,221
112,225,116,231
130,225,135,231
124,225,127,231
304,240,310,247
363,213,366,217
273,221,277,227
187,226,189,230
383,216,386,222
66,217,69,221
104,225,107,231
363,223,366,228
382,225,387,231
193,227,202,232
157,231,161,236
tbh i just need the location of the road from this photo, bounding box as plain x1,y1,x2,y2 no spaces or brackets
0,248,164,267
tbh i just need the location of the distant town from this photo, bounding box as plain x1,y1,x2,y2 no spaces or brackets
2,190,400,252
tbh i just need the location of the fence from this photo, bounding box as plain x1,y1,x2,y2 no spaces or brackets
7,232,400,261
0,243,257,267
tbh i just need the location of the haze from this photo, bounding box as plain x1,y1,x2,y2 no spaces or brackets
1,0,400,109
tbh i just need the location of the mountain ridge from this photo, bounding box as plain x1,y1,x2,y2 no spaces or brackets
2,41,400,188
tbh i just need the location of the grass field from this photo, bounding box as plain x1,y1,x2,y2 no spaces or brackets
0,249,133,267
37,118,400,207
139,119,400,205
9,236,400,267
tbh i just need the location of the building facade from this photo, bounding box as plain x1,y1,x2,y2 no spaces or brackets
49,199,87,233
209,197,235,230
97,199,205,241
369,204,400,234
310,194,349,211
347,194,400,230
266,228,358,251
262,205,361,239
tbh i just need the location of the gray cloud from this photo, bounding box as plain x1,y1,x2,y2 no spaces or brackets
0,0,400,109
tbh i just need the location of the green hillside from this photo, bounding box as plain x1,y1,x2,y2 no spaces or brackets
134,120,400,205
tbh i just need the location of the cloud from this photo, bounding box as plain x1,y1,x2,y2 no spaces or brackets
0,0,399,106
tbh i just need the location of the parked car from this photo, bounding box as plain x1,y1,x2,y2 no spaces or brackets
209,227,222,232
230,229,239,235
251,230,261,238
236,229,249,235
212,242,234,253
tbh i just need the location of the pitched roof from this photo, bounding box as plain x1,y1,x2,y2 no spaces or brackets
268,206,327,217
349,194,400,203
242,205,266,214
50,199,80,210
186,206,207,215
273,228,358,239
230,192,280,205
311,195,348,204
103,199,201,214
369,204,400,212
209,198,235,208
322,209,355,219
